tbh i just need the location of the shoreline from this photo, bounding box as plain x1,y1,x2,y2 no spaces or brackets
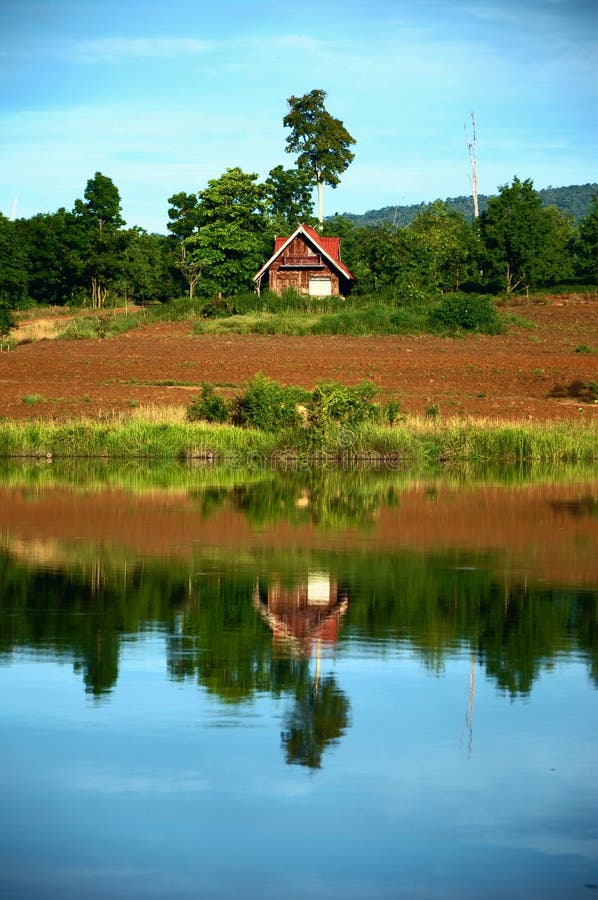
0,417,596,464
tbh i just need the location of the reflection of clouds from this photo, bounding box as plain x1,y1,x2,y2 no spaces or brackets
70,768,208,794
245,774,314,799
484,830,598,863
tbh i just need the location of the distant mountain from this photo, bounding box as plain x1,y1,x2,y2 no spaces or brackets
338,183,598,228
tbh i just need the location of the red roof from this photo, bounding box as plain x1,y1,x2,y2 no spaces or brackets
256,224,354,282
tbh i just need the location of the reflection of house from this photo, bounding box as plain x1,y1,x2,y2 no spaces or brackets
253,224,354,297
253,571,349,657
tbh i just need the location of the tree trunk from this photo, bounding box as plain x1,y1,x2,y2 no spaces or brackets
316,178,323,230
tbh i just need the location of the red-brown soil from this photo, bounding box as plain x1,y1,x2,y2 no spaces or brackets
1,295,597,422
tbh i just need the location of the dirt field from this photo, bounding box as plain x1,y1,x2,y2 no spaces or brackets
1,295,597,422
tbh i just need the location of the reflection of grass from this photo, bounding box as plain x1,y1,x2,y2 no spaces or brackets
0,454,596,502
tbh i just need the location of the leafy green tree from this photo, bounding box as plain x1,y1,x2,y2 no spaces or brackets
15,209,84,305
167,169,269,298
284,88,355,228
117,229,179,305
409,200,479,291
0,213,28,307
264,165,315,232
479,177,573,295
73,172,127,307
167,191,201,241
73,171,125,233
575,195,598,279
344,223,433,296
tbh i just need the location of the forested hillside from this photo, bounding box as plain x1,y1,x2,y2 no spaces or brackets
340,183,598,227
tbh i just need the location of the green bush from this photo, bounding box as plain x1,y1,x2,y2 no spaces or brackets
428,293,503,334
310,380,381,442
0,305,16,338
230,374,310,432
199,295,235,319
186,383,229,423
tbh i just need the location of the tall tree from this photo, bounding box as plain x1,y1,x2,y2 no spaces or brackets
264,165,315,233
283,89,355,229
73,172,127,307
15,209,83,305
168,168,269,298
73,171,125,232
479,177,572,295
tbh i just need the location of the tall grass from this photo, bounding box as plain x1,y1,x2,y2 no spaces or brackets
0,416,595,464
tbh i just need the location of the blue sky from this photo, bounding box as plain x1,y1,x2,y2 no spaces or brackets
1,0,596,233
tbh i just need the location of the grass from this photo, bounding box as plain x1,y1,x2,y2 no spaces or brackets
0,415,595,465
6,291,508,343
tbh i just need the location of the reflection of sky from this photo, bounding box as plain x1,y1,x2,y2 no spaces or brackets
1,635,597,899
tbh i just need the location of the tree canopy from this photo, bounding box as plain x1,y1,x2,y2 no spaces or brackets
284,88,355,228
479,177,573,294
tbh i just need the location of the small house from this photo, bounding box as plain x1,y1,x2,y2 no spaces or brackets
253,223,354,298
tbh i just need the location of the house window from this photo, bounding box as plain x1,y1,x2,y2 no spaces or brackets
309,277,332,296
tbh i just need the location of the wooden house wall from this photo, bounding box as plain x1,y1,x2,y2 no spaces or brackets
267,234,342,296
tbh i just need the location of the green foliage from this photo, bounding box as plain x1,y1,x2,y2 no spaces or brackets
186,383,229,423
428,293,503,334
168,168,270,298
0,304,16,338
264,165,316,232
340,183,598,228
15,209,80,306
73,171,126,231
310,381,381,444
408,200,479,291
72,172,127,308
284,88,355,224
575,195,598,279
118,228,179,305
0,214,28,307
230,374,310,432
384,400,402,425
479,177,574,294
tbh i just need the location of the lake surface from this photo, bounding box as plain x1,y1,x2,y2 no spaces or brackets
1,462,597,899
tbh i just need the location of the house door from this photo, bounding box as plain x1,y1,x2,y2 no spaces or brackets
309,277,332,297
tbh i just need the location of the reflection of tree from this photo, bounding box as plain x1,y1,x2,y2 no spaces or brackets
1,546,597,706
192,470,395,531
282,672,350,770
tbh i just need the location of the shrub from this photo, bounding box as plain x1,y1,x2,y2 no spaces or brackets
384,400,402,425
428,293,503,334
310,380,381,443
230,374,310,431
549,380,598,403
186,383,229,423
0,305,16,338
200,296,235,319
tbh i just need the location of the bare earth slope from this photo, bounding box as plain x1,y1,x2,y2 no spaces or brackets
1,296,597,422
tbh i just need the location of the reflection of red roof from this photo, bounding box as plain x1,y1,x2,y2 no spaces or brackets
255,224,354,282
252,579,349,659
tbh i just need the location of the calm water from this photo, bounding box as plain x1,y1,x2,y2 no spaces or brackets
0,463,597,899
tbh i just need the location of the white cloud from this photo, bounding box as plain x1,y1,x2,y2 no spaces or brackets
70,36,215,62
